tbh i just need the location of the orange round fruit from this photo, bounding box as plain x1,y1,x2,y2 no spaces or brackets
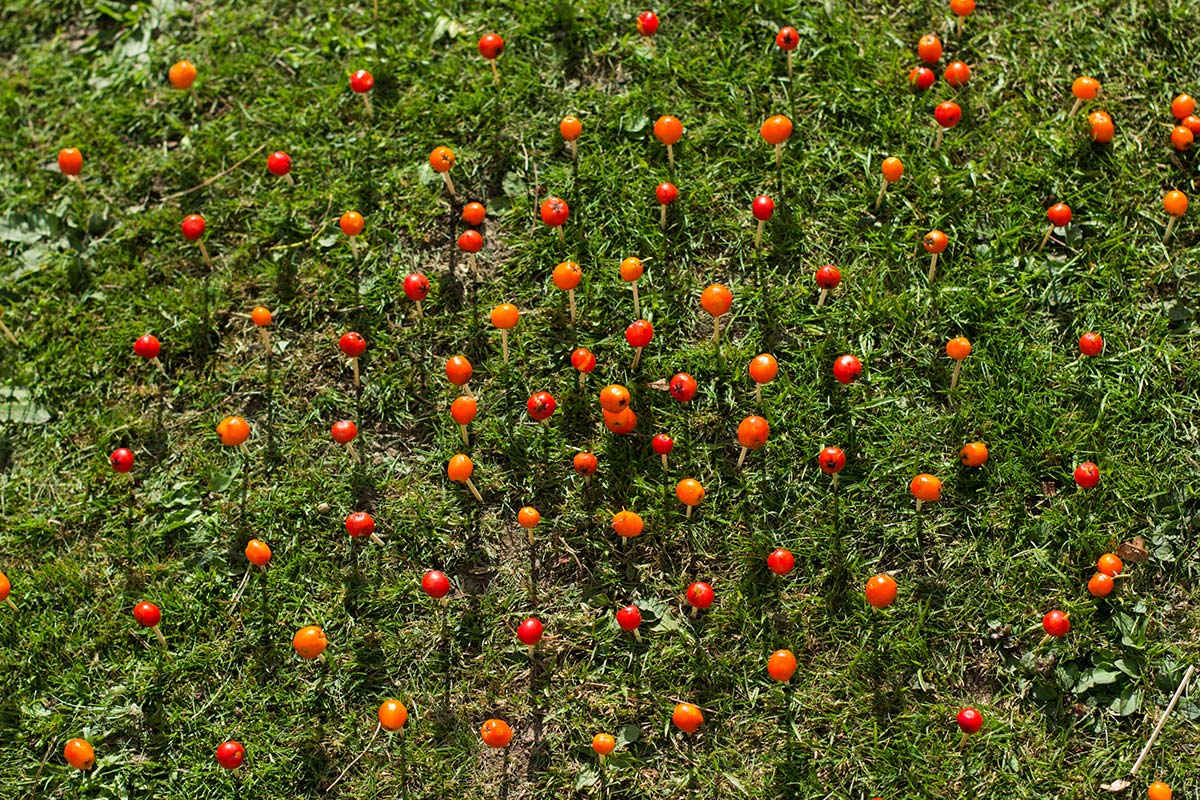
293,625,328,659
64,738,95,770
619,257,644,282
612,510,644,538
748,353,778,385
1072,76,1100,100
429,146,455,173
552,261,582,291
447,454,474,482
1097,553,1124,577
57,148,83,176
244,538,272,567
1088,111,1114,143
1170,125,1193,151
917,34,943,63
737,416,770,450
517,506,540,529
217,416,251,446
881,156,904,183
481,718,513,748
603,407,637,434
700,284,733,316
910,474,942,502
462,202,486,226
767,649,797,682
591,733,615,756
251,306,272,326
950,0,975,15
168,59,197,90
339,211,364,236
759,114,793,145
450,396,477,425
598,384,631,414
1148,781,1172,800
672,703,704,734
446,355,473,387
560,116,582,142
865,574,898,608
653,115,683,146
1087,572,1114,598
676,478,705,507
378,699,408,731
1164,190,1188,217
946,336,972,360
923,230,948,254
960,442,988,467
1171,94,1196,120
490,303,519,329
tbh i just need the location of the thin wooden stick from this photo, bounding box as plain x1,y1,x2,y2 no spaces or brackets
737,446,748,468
442,172,456,198
660,204,667,229
874,179,889,210
500,330,509,365
1039,225,1054,251
351,357,360,388
928,253,939,282
568,290,576,325
935,127,944,150
162,145,266,200
460,424,469,446
490,60,499,86
362,94,372,116
1164,216,1179,243
754,220,764,249
667,144,674,173
950,360,963,390
464,478,483,502
1130,665,1195,776
817,289,828,308
632,347,643,369
712,316,721,344
0,319,16,346
1069,98,1082,117
632,282,640,318
196,240,214,271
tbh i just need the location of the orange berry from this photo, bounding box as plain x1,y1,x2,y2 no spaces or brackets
881,157,904,183
573,451,598,476
865,573,898,608
950,0,975,16
676,478,705,507
64,738,95,770
339,211,364,236
462,202,486,226
612,510,644,538
619,257,644,282
446,355,473,387
481,718,513,748
1171,94,1196,120
700,284,732,316
490,303,519,329
560,116,582,142
250,306,272,327
1171,125,1193,151
917,34,942,63
923,230,948,254
960,442,988,467
591,733,615,756
450,396,478,425
737,416,770,450
910,474,942,502
653,115,683,146
429,146,455,173
767,649,797,682
672,703,704,734
1088,110,1114,143
244,538,272,567
57,148,83,176
447,454,474,482
748,354,778,385
759,114,793,145
0,571,11,602
598,384,631,414
946,336,972,360
552,260,582,291
1072,76,1100,100
168,59,197,90
1148,781,1172,800
216,416,251,446
1183,115,1200,136
1164,190,1188,217
292,625,328,659
1087,572,1114,598
603,407,638,434
378,699,408,731
517,506,541,529
1097,553,1124,577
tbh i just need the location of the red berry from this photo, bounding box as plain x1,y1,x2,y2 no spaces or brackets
616,604,642,631
180,214,206,241
403,273,430,302
267,151,291,176
540,196,569,227
1079,332,1103,357
349,70,374,93
517,617,543,646
818,446,846,474
571,347,596,373
934,101,962,129
1047,203,1072,227
527,391,557,422
909,67,935,92
625,319,654,348
421,570,450,599
339,332,366,357
832,354,862,384
669,373,698,402
686,582,714,609
134,334,161,360
132,601,161,628
1042,610,1070,637
110,448,134,473
815,265,841,290
636,11,659,37
331,420,358,444
651,433,674,455
1073,462,1100,489
216,741,244,770
956,708,983,734
752,196,775,221
656,182,679,206
478,34,504,59
767,548,795,576
345,511,375,538
775,27,798,51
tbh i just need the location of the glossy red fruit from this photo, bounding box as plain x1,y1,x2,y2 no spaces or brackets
833,354,862,384
571,347,596,374
1042,610,1070,637
517,617,543,645
656,182,679,205
686,581,714,609
818,446,846,474
651,433,674,455
478,34,504,59
345,511,375,539
331,420,358,444
404,273,430,302
457,230,483,253
775,26,798,51
1073,462,1100,489
616,604,642,631
421,570,450,599
339,332,366,357
625,319,654,348
1047,203,1072,227
636,11,659,36
349,70,374,93
815,265,841,290
944,61,971,88
934,101,962,129
180,214,206,241
133,601,161,628
110,448,134,473
540,196,569,227
527,391,557,422
909,66,935,92
957,708,983,734
216,741,245,769
669,373,698,402
1079,332,1103,357
752,196,775,221
134,334,161,359
767,548,795,576
267,151,292,176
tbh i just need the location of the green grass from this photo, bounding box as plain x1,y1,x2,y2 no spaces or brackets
1,0,1199,798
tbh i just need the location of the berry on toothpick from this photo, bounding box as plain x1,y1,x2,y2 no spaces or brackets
651,433,674,471
700,283,732,345
676,478,705,519
339,331,366,388
669,372,698,403
923,229,948,281
552,260,582,324
656,181,679,229
619,257,645,317
776,26,798,78
517,505,540,549
448,454,483,502
0,571,17,612
403,273,430,319
818,445,846,490
463,202,486,226
134,334,167,376
446,354,474,397
1069,76,1100,117
267,150,293,185
910,473,942,512
736,415,769,468
331,420,361,463
815,264,841,308
875,157,903,210
751,195,774,249
517,616,543,659
616,603,642,641
760,114,793,169
340,210,365,260
133,601,167,647
625,319,653,369
956,707,983,747
950,0,975,36
450,396,477,446
490,303,519,365
590,733,615,760
933,101,961,149
57,148,86,197
1041,203,1072,251
653,115,683,172
430,146,457,199
251,306,272,353
230,538,272,609
636,11,659,54
180,213,213,271
540,196,569,244
1163,190,1188,243
574,451,598,485
946,336,972,390
478,34,505,85
560,115,582,159
168,59,199,105
748,353,778,403
349,69,374,115
612,510,643,543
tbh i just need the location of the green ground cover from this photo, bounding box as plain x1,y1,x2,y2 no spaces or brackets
0,0,1198,798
